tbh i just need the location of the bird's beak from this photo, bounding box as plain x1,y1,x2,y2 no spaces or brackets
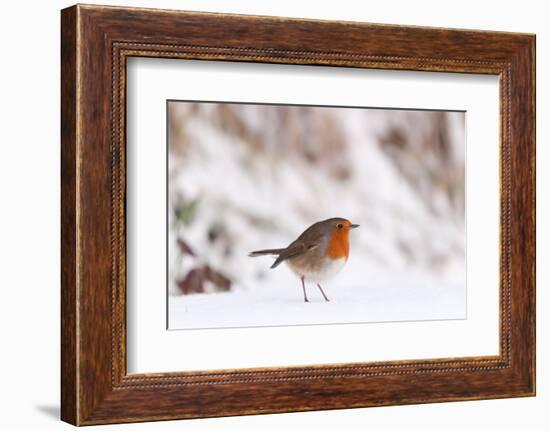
350,224,360,229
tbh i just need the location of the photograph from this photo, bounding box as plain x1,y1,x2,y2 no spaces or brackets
167,101,466,329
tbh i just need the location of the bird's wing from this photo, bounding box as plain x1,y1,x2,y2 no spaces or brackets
270,240,320,268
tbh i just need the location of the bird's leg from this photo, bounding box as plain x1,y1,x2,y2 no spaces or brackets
316,283,330,302
301,276,309,302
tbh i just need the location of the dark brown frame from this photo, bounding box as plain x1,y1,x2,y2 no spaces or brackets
61,4,535,426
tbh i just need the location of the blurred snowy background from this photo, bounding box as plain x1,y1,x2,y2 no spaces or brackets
168,101,466,329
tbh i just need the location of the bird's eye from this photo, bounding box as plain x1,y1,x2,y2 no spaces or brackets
336,223,343,229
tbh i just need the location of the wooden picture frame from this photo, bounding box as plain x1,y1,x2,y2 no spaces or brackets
61,4,535,425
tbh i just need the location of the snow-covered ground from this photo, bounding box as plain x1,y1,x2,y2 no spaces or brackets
169,259,465,329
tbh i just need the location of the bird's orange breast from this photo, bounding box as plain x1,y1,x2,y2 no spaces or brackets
326,229,350,260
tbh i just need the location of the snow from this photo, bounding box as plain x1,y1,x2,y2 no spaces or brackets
169,251,465,329
169,268,465,329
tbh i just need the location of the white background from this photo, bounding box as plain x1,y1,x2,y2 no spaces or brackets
128,60,499,372
0,0,546,430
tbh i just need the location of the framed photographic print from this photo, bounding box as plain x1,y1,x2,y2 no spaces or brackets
61,4,535,425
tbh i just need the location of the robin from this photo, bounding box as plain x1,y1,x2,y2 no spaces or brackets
249,217,359,302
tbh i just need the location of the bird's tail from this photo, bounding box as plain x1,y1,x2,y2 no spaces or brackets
248,248,285,258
